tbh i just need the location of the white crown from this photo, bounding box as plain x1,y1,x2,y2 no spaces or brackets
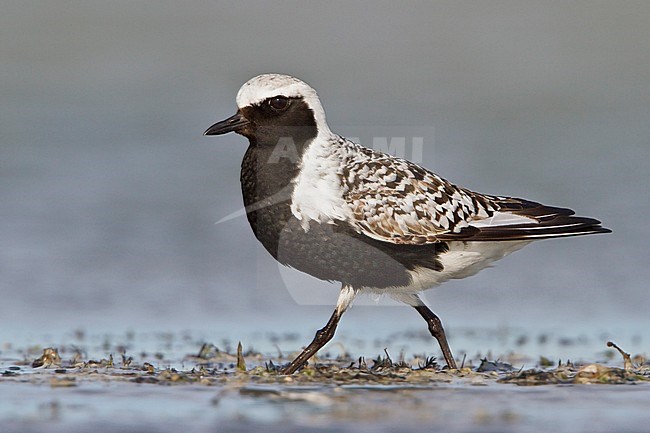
236,74,331,136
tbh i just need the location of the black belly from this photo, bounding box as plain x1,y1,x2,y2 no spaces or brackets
248,202,448,289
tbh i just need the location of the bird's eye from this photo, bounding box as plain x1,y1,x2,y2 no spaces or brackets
268,96,289,111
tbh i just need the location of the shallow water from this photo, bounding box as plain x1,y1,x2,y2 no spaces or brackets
4,378,650,433
1,329,649,433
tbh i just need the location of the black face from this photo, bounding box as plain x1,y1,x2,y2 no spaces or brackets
241,96,318,147
204,96,318,149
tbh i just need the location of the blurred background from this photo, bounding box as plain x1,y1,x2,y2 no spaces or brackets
1,1,649,357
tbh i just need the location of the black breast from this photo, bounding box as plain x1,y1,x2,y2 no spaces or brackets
240,143,298,258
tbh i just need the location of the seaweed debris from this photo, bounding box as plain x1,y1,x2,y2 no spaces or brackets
6,339,648,389
500,342,650,385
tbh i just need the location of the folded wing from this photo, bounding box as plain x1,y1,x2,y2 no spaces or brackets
342,148,610,244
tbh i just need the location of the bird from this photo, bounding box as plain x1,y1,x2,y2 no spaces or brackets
204,74,610,374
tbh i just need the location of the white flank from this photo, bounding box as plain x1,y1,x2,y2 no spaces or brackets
430,240,530,283
360,241,530,296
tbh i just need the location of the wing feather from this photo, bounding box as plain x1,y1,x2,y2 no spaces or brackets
340,142,610,244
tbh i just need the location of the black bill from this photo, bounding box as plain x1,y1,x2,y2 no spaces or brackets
204,111,250,135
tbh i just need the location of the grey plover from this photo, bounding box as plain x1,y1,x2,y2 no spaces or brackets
204,74,610,374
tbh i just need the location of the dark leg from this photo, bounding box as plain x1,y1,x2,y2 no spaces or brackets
280,308,341,374
414,305,457,369
280,284,356,375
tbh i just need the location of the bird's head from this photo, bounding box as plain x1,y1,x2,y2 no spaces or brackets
204,74,331,147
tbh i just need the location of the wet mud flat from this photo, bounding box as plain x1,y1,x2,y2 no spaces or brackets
1,332,650,433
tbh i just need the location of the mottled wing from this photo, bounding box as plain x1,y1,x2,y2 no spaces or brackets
341,145,610,244
341,151,496,244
